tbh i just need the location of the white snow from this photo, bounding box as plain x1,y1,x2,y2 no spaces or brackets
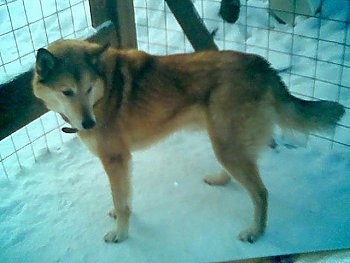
0,0,350,262
1,131,350,262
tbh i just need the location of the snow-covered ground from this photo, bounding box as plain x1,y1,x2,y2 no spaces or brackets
0,0,349,262
1,131,350,262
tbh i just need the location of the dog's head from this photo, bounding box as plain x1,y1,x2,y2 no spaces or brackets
32,39,109,131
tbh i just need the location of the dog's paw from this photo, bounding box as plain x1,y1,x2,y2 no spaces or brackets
104,229,128,243
238,228,262,244
204,172,230,186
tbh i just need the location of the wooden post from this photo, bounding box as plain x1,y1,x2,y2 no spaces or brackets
114,0,138,49
0,69,44,141
89,0,137,49
89,0,110,28
88,20,119,47
165,0,218,51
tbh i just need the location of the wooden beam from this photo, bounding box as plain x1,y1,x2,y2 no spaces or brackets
89,0,110,28
114,0,137,49
0,69,44,141
0,23,118,141
89,0,137,49
87,20,119,47
165,0,218,51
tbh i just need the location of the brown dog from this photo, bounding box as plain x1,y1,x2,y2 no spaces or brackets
32,39,345,244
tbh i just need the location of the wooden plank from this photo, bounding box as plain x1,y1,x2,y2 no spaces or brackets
0,69,43,141
114,0,137,48
87,20,119,47
89,0,109,28
88,0,119,48
165,0,218,51
0,23,117,141
89,0,137,49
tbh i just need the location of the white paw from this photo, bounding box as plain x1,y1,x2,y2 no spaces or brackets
104,229,128,243
238,228,262,244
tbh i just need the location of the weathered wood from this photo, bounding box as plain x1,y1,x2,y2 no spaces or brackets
0,69,44,141
0,23,118,141
89,0,110,28
87,20,119,47
165,0,218,51
114,0,137,48
89,0,137,49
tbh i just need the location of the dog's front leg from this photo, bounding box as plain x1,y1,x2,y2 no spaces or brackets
100,151,131,243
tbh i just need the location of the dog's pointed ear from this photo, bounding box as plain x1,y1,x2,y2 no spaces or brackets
36,48,58,80
87,43,110,71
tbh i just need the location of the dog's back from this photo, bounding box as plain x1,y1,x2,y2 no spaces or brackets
151,51,345,136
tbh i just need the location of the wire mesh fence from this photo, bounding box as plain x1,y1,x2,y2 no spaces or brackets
0,0,92,179
133,0,350,150
0,111,74,178
134,0,194,54
0,0,349,179
0,0,92,82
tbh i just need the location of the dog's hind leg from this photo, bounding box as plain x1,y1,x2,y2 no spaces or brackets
208,134,268,243
205,97,273,243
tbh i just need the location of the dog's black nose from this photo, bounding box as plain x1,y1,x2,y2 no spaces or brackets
82,118,96,130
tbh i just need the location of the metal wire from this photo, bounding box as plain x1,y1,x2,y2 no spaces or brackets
133,0,350,150
0,0,91,78
0,0,92,178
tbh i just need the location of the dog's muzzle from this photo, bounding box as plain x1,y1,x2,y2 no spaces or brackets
59,113,96,133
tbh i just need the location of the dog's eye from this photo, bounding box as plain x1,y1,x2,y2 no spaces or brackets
86,86,93,94
62,90,74,97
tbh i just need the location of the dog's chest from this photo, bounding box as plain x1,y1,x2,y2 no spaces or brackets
78,133,99,156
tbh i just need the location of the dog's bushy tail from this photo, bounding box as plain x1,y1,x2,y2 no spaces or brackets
273,82,345,133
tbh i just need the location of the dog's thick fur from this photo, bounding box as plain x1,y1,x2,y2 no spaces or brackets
32,39,345,244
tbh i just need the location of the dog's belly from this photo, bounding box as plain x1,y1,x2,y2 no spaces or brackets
76,105,206,155
128,105,207,151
